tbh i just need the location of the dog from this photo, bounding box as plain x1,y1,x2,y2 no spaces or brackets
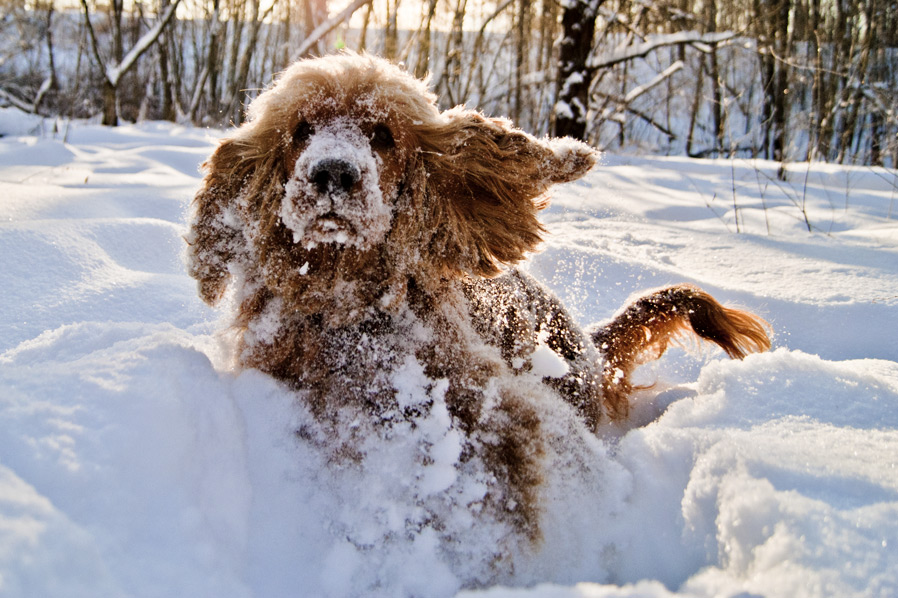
186,52,769,552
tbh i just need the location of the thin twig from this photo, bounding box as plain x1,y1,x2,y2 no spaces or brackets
731,158,741,233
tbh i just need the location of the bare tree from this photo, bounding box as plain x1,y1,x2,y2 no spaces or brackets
413,0,438,78
79,0,181,125
224,0,278,124
31,0,58,114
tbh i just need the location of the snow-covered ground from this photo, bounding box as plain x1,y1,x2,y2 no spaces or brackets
1,109,896,597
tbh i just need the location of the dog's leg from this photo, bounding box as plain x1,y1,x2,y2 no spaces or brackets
592,284,770,419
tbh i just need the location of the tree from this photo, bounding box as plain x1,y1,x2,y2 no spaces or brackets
80,0,182,125
554,0,602,139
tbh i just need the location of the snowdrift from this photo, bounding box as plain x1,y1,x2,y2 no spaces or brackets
1,111,896,597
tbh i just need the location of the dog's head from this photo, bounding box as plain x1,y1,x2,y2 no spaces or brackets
258,58,427,254
187,52,598,312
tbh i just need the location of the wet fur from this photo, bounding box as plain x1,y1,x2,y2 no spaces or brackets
186,52,770,548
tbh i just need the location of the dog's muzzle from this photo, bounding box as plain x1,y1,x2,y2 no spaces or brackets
280,126,392,250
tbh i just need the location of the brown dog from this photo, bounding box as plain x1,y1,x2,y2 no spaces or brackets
186,52,769,545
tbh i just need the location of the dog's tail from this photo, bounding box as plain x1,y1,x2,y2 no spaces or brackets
592,284,770,420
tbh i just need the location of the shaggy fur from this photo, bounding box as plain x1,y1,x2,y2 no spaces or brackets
186,52,770,546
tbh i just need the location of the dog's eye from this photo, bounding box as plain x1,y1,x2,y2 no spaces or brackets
293,121,313,145
371,124,395,150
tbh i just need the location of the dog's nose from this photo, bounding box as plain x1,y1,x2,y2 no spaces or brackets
310,158,360,195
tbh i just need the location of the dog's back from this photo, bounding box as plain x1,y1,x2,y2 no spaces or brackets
465,268,770,426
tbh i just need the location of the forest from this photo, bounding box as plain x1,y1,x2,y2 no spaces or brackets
2,0,897,167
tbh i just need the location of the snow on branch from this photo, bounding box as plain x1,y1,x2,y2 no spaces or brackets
623,61,684,104
80,0,182,87
0,87,34,113
291,0,374,61
588,31,738,70
32,76,55,112
592,62,684,139
107,0,182,86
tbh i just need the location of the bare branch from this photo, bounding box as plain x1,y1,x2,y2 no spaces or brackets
78,0,106,79
0,87,34,112
623,60,683,104
107,0,182,86
291,0,374,61
588,31,739,70
78,0,181,87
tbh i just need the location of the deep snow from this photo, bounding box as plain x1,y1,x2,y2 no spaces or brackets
1,109,897,597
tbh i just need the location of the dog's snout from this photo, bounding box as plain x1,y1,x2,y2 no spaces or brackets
311,158,360,195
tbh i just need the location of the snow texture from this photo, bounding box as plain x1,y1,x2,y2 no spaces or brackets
1,110,897,597
554,101,575,121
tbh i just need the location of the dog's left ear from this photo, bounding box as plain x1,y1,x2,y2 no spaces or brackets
186,138,256,305
422,108,598,277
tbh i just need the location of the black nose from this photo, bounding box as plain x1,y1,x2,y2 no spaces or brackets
310,158,360,195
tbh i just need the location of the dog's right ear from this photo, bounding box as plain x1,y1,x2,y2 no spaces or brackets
185,138,251,305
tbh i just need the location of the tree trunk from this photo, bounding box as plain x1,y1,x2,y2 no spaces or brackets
554,0,601,139
706,0,723,154
686,58,704,156
207,0,221,116
158,41,175,121
384,0,399,58
33,2,59,114
829,0,853,161
512,0,530,123
228,0,274,124
439,0,468,106
102,80,118,126
112,0,124,65
414,0,438,79
772,0,791,165
158,0,175,121
837,0,873,164
358,1,372,52
102,0,124,125
809,0,821,160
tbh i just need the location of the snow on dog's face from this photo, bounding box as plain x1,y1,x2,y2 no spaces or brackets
280,107,405,251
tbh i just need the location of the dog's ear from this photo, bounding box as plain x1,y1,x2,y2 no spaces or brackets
421,108,598,277
186,138,256,305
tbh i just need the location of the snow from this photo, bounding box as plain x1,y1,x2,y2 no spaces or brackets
554,100,575,121
281,117,392,250
531,329,572,379
1,109,897,597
